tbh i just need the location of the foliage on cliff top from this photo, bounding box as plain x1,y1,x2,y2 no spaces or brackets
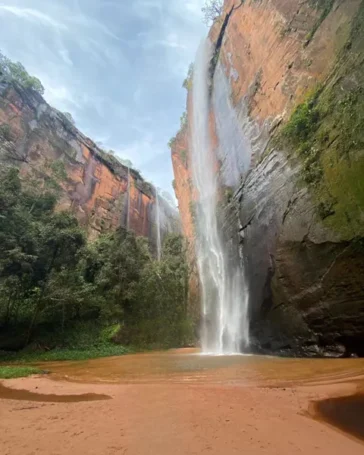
168,112,189,157
97,148,153,194
202,0,224,25
183,63,194,90
0,51,44,95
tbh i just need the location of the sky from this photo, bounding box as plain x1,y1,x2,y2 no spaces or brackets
0,0,207,195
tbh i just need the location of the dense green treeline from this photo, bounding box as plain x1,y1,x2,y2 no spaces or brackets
0,167,192,355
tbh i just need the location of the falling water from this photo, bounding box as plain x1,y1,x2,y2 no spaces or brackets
155,189,162,261
126,167,131,231
190,39,249,355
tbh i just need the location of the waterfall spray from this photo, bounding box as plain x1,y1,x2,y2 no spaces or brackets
155,189,162,261
190,39,249,355
126,167,131,231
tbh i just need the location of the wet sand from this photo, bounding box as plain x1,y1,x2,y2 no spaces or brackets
1,350,364,454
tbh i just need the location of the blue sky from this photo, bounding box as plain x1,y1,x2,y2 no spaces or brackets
0,0,206,195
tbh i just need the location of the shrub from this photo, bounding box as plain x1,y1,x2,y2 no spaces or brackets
202,0,223,25
180,112,188,129
182,64,194,90
0,52,44,95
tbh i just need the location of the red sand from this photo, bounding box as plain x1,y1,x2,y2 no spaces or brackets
1,376,363,455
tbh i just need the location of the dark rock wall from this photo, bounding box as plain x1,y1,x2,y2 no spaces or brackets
173,0,364,356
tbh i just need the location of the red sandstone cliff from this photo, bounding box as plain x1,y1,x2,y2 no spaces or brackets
0,80,179,245
172,0,364,355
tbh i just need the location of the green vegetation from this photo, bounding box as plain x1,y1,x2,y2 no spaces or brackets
189,201,197,224
0,166,193,361
168,136,177,150
50,160,68,182
5,347,129,363
118,157,133,168
0,51,44,95
1,322,130,363
97,149,143,182
179,149,188,166
0,366,42,379
182,63,194,90
281,88,321,146
277,2,364,237
168,113,188,154
202,0,223,25
180,111,188,129
224,188,234,204
0,123,11,141
61,112,76,126
280,86,323,186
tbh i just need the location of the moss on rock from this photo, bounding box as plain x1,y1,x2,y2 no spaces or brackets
277,1,364,239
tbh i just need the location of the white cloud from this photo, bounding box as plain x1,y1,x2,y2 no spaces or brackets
0,5,67,30
0,0,206,193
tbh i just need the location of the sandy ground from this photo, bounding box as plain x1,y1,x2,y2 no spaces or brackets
0,376,363,455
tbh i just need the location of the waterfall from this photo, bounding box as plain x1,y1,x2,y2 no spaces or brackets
190,39,250,355
126,167,131,231
155,189,162,261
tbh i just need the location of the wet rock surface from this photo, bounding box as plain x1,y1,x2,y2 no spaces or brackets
239,150,364,356
172,0,364,356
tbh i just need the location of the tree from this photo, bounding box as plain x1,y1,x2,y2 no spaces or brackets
202,0,224,25
0,165,193,351
118,157,133,168
0,51,44,95
0,168,86,335
168,136,177,150
9,61,44,95
122,234,192,347
63,112,75,125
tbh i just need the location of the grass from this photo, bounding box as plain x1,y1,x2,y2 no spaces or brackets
0,345,131,364
0,366,43,379
0,323,132,364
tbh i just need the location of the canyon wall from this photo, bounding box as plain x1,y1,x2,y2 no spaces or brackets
172,0,364,356
0,79,179,248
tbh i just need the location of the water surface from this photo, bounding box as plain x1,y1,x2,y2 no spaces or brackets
36,349,364,387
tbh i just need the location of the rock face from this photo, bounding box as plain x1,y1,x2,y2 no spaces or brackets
172,0,364,356
171,119,200,322
0,79,179,248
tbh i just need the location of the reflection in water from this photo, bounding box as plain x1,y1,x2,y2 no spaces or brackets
313,394,364,442
0,383,111,403
36,349,364,387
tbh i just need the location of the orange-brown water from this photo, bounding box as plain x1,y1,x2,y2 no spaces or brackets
35,348,364,387
2,349,364,454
